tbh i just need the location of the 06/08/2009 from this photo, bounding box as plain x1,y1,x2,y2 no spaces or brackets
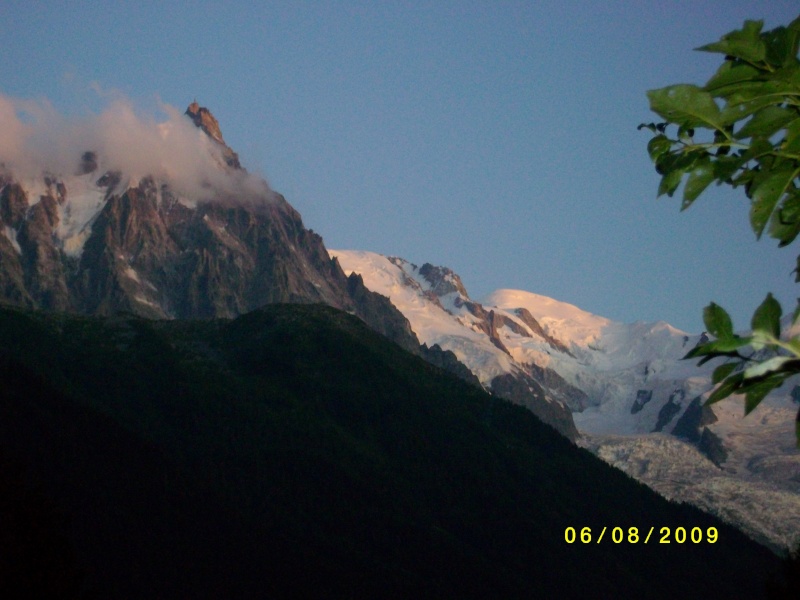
564,526,718,544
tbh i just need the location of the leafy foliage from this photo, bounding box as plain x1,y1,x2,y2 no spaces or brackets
640,16,800,443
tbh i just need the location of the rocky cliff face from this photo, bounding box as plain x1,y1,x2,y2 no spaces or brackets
0,101,579,439
185,101,241,169
333,251,581,440
1,170,356,319
0,103,434,368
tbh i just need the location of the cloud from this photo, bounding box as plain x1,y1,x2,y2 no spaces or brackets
0,92,271,202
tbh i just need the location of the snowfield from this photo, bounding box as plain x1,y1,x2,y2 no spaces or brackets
332,249,800,553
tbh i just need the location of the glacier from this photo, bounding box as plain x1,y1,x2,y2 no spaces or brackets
331,248,800,553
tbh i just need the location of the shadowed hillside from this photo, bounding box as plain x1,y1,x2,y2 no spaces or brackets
0,304,785,598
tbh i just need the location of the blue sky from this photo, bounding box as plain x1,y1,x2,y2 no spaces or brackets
2,1,799,332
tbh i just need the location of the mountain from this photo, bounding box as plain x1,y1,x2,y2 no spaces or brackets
0,303,784,598
0,104,368,319
332,249,800,552
0,103,459,372
0,98,792,592
0,101,573,435
329,251,580,439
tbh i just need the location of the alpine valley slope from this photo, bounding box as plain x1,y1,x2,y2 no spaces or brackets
0,100,491,410
332,249,800,552
0,302,784,598
0,100,580,439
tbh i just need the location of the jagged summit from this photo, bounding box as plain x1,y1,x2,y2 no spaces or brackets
418,263,470,299
0,95,495,406
185,101,241,169
0,102,414,347
186,100,224,143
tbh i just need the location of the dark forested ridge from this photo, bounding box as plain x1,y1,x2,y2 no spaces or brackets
0,303,786,598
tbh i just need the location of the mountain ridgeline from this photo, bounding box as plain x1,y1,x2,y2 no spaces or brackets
0,104,399,327
0,102,791,596
0,303,784,598
0,102,575,438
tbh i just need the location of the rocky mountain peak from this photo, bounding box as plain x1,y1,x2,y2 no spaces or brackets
185,101,241,169
418,263,469,299
186,101,224,143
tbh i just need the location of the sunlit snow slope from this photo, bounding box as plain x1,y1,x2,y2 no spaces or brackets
332,249,800,552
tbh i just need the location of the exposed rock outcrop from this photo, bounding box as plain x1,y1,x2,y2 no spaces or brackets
185,101,241,169
490,371,580,441
631,389,653,414
0,102,488,390
670,396,727,465
652,389,685,432
525,361,590,412
337,252,582,440
698,427,728,467
418,262,470,298
420,343,483,387
672,397,719,443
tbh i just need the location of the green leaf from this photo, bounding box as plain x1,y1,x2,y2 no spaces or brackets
711,336,753,352
783,117,800,153
772,64,800,87
703,302,735,339
720,90,790,126
704,61,762,95
751,292,783,338
736,106,798,140
683,158,716,208
744,376,783,414
712,154,747,182
750,168,797,238
712,362,738,384
647,85,723,130
684,335,752,361
706,372,744,404
656,149,710,198
770,189,800,247
744,356,792,379
741,138,776,164
730,78,800,102
647,135,673,162
763,26,800,68
696,20,766,63
658,169,684,198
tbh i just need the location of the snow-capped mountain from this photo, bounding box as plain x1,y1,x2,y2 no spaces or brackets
0,98,522,434
0,102,447,365
329,250,580,439
332,249,800,552
1,95,796,552
0,102,353,319
331,250,704,436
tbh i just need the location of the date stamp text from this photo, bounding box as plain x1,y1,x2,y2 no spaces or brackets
564,526,718,544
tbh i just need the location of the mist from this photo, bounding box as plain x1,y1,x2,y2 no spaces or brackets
0,93,271,201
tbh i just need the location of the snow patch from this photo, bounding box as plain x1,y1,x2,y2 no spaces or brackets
2,226,21,253
55,173,107,257
123,266,140,283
